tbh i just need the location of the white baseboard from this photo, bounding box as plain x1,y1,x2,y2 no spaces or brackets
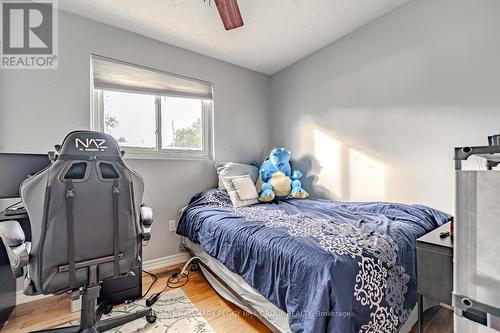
15,252,190,305
142,252,190,272
15,292,51,305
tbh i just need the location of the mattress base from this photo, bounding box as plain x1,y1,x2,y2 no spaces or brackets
183,238,422,333
184,238,290,332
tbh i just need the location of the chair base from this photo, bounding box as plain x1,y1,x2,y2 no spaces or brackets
30,308,155,333
29,265,156,333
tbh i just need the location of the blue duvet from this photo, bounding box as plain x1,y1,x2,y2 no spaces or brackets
177,190,450,333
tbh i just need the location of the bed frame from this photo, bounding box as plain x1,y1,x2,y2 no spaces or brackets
184,247,281,333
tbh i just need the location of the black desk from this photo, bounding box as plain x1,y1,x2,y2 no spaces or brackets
0,210,30,330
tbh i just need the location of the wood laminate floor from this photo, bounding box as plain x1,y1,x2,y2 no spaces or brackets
2,264,453,332
409,306,454,333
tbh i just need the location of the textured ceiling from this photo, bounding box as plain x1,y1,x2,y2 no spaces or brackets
59,0,411,75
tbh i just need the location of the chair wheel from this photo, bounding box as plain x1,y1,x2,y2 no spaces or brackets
146,314,157,324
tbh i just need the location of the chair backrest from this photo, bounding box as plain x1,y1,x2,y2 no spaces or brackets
21,131,144,295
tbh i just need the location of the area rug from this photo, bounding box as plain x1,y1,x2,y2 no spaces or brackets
99,288,215,333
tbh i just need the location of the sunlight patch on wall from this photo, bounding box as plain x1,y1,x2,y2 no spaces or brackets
309,125,387,201
348,148,386,201
313,128,342,198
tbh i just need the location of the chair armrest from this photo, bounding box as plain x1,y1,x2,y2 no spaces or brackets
140,205,153,241
0,220,25,246
0,220,29,277
140,206,153,225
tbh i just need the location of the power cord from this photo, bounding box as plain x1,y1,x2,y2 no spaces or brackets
141,269,158,298
165,271,189,289
145,257,202,307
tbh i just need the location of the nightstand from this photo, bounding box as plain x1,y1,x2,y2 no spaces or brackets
416,222,453,333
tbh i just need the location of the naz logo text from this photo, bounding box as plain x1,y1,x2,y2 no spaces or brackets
75,138,108,152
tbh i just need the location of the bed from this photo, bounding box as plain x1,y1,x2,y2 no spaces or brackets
177,189,450,333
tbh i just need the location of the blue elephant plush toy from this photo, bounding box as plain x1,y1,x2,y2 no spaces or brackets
255,148,309,202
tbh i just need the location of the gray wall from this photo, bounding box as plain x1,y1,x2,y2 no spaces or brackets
3,0,500,262
0,11,270,261
270,0,500,214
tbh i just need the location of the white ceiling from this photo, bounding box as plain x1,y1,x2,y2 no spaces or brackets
59,0,410,75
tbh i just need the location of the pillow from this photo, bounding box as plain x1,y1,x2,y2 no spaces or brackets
222,175,259,208
215,162,259,190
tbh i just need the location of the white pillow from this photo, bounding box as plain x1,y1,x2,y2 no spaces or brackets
222,175,259,208
215,162,259,190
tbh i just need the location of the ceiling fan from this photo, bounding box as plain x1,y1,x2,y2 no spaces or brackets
213,0,244,30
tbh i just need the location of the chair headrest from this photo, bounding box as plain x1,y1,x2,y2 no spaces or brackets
58,131,122,160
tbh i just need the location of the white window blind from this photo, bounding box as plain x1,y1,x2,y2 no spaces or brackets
91,55,214,160
91,55,214,100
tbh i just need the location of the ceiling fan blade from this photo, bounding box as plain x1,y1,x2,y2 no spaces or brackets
214,0,244,30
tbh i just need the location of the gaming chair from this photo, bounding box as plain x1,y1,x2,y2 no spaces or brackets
0,131,155,332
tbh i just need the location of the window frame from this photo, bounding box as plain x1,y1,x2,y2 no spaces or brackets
92,88,213,160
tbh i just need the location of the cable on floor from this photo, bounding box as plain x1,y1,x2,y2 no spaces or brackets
141,269,158,298
145,257,202,307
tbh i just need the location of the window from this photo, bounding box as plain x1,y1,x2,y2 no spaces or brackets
160,96,204,150
91,55,213,159
102,90,156,149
